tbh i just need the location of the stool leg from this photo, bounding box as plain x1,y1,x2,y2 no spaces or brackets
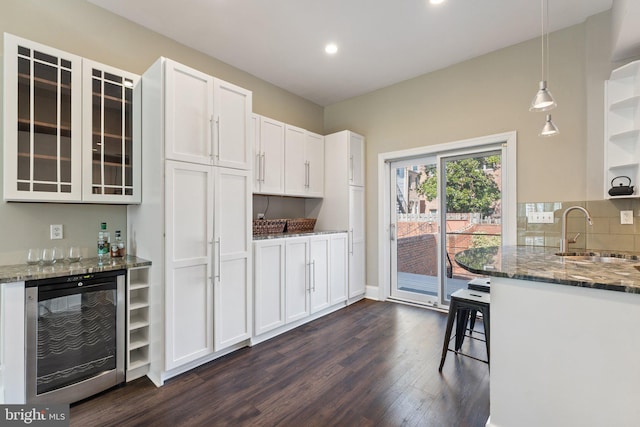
439,300,458,371
455,308,470,351
482,306,490,366
469,309,477,334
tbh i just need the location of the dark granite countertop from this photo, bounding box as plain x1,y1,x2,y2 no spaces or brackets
454,246,640,294
253,230,347,240
0,255,151,284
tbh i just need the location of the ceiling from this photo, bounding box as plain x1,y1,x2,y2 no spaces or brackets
87,0,613,106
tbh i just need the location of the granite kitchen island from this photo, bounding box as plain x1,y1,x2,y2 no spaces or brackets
455,246,640,427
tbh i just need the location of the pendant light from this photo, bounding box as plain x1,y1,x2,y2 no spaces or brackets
530,0,556,112
540,114,559,137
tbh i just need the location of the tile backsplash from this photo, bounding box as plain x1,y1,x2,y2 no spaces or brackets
518,199,640,252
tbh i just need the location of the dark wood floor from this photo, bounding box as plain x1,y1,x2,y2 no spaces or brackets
71,300,489,426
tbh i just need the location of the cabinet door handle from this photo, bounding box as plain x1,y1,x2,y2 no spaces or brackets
349,155,354,182
349,229,354,254
312,260,316,291
215,115,221,159
305,161,310,188
261,153,266,182
215,238,221,280
256,153,262,183
209,115,215,161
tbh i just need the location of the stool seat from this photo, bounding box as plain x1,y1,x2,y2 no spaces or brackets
439,289,490,371
467,277,491,293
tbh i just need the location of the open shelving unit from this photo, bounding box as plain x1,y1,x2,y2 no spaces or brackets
126,266,151,381
605,60,640,199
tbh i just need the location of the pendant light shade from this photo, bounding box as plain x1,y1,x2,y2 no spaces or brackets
532,0,555,112
530,80,557,112
540,114,559,137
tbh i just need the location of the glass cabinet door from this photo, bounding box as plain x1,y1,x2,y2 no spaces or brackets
82,60,140,203
3,34,82,201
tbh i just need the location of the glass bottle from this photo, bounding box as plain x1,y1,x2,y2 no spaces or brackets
97,222,110,262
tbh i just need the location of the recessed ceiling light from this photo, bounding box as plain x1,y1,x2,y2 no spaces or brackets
325,43,338,55
430,0,446,4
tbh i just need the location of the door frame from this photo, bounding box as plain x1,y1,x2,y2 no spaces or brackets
377,131,517,303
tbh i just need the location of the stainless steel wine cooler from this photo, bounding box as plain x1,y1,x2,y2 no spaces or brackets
25,270,125,404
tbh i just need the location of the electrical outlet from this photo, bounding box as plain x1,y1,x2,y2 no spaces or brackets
50,224,63,240
257,213,265,220
527,212,554,224
621,210,634,225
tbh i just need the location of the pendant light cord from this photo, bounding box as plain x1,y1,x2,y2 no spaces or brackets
540,0,544,81
545,0,550,84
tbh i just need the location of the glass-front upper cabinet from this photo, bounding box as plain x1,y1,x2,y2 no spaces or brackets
82,60,140,203
3,33,83,201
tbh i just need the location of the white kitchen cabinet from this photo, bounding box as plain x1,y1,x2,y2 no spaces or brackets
309,235,330,313
254,115,285,194
348,186,366,298
253,239,286,335
284,125,324,198
604,60,640,198
164,160,214,370
82,59,141,203
213,78,252,170
253,232,347,339
164,60,214,165
285,237,310,323
349,132,365,187
164,60,251,170
305,131,325,197
284,125,306,196
3,34,141,204
213,167,252,351
329,233,348,305
317,130,366,302
128,57,252,384
3,34,83,202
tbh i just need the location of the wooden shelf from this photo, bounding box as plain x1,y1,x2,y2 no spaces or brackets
610,129,640,143
18,152,72,162
129,318,149,330
18,118,72,137
18,72,71,91
610,95,640,112
92,131,132,141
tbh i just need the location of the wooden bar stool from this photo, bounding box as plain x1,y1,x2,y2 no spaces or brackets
438,288,490,371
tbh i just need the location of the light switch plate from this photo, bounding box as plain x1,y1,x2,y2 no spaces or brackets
621,210,634,225
50,224,63,239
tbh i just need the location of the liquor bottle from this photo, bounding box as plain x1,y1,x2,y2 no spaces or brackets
97,222,110,262
112,230,125,257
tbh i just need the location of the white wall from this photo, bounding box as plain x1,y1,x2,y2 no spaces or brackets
0,0,324,264
323,12,615,291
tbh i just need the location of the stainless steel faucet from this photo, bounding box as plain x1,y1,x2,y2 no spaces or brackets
560,206,593,253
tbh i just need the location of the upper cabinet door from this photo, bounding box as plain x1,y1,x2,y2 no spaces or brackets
257,116,285,195
82,59,141,203
284,124,306,196
213,78,252,170
164,59,214,165
3,34,82,201
349,132,365,187
305,131,324,197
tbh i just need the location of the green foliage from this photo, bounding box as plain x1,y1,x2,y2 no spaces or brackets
418,157,500,217
471,233,501,248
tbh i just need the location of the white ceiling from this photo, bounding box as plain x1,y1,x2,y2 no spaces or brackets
87,0,613,106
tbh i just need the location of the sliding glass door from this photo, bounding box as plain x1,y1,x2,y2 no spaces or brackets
390,149,502,308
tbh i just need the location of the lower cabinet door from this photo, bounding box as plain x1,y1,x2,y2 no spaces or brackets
213,167,251,351
285,237,309,323
330,233,348,305
164,161,214,370
309,235,330,314
349,240,366,299
254,240,286,335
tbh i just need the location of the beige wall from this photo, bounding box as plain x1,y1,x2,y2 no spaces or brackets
0,0,323,264
324,12,615,290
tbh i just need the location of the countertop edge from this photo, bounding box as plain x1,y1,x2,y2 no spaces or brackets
454,246,640,294
0,255,152,284
253,230,347,240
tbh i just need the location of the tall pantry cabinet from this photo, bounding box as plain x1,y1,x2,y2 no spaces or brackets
316,131,366,300
128,58,252,385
